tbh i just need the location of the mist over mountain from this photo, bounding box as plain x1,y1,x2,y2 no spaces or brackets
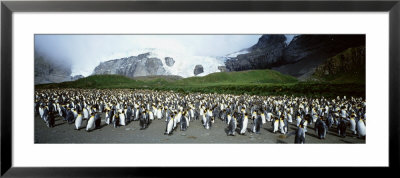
34,34,365,84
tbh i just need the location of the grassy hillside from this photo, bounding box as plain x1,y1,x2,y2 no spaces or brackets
176,69,298,85
36,69,297,88
35,69,365,98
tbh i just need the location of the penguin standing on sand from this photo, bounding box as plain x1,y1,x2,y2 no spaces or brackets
295,119,306,144
326,113,334,128
163,108,169,121
338,116,347,137
149,110,154,121
139,111,148,130
42,105,49,123
260,110,266,124
157,106,162,120
239,113,248,135
201,110,207,127
283,115,289,134
180,111,188,131
106,108,114,125
227,116,237,136
315,116,327,139
296,114,302,127
164,114,174,135
226,113,232,125
252,113,262,134
94,112,101,129
279,115,286,134
75,111,83,130
204,112,212,130
66,108,74,124
303,115,309,133
134,107,140,121
189,107,195,121
183,111,190,127
86,113,96,131
39,104,45,121
349,113,357,135
47,107,55,128
273,116,279,133
113,112,120,128
119,110,126,126
357,115,366,138
126,106,132,123
287,112,293,123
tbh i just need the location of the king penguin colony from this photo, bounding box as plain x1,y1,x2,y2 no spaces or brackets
35,89,366,143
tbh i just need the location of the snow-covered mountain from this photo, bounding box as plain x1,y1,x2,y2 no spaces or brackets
92,48,226,78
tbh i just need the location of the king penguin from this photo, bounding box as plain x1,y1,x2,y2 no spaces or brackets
119,110,126,126
239,113,248,135
83,107,89,120
227,116,237,136
279,115,286,134
357,116,366,138
180,111,188,131
113,113,120,128
260,110,266,125
349,113,357,135
165,114,174,135
338,117,347,137
75,111,83,130
315,116,327,139
273,116,279,133
295,120,306,144
86,113,96,131
252,114,262,134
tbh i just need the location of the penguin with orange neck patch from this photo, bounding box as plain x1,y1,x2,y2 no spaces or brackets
164,113,174,135
357,115,366,138
251,111,262,134
239,113,248,135
349,113,357,135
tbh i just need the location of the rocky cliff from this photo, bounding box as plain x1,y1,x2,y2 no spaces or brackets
194,65,204,75
225,34,365,79
92,52,169,77
225,35,287,71
312,46,366,83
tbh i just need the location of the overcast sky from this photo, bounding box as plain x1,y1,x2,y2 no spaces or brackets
34,35,295,76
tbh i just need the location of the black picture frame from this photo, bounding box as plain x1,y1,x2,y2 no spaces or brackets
1,0,399,177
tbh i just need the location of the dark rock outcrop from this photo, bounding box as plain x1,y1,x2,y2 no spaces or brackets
225,35,287,71
274,35,365,78
218,66,227,72
165,57,175,67
71,75,84,81
312,46,366,82
225,34,365,78
92,53,168,77
194,65,204,75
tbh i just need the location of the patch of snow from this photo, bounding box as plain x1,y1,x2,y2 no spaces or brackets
225,50,249,58
92,48,225,78
284,34,298,45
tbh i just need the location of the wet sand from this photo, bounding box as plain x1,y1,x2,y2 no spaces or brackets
35,113,365,144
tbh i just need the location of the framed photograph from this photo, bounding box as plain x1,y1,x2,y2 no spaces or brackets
2,0,399,176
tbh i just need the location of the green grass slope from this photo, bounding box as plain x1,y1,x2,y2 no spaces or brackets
35,69,365,98
177,69,298,86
